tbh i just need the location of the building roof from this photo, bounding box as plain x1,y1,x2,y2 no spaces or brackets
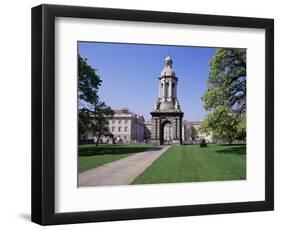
111,108,145,121
184,120,202,126
114,108,130,115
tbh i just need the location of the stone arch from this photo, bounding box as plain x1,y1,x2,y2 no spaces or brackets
150,112,183,145
160,119,172,145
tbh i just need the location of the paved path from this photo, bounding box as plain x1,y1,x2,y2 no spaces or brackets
79,145,171,187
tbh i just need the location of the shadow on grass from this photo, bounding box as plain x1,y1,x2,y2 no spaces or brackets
79,146,158,156
216,146,246,155
216,144,246,147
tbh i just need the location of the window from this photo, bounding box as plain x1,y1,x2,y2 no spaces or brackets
112,120,115,124
112,127,115,132
125,120,128,124
125,127,127,132
119,120,122,124
118,127,121,132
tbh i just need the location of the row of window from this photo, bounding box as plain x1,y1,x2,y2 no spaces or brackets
116,135,127,141
111,126,128,132
110,119,129,124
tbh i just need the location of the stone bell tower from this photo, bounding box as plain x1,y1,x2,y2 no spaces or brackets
150,56,184,145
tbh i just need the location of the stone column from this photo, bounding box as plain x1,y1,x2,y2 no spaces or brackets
172,118,177,140
164,80,168,101
159,81,161,98
171,116,182,144
151,118,155,140
175,118,178,139
179,117,182,144
150,117,160,145
169,80,172,101
171,81,174,98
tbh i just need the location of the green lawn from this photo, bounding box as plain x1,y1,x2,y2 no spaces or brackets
79,144,153,172
132,144,246,184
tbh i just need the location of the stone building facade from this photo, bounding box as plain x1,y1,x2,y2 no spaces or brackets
85,108,145,144
144,120,152,142
183,120,213,143
84,112,212,144
108,109,145,144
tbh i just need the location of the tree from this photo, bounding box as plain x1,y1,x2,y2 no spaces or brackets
78,108,91,139
78,55,101,140
236,113,246,141
92,101,114,146
199,107,239,144
78,55,114,143
78,55,102,105
187,125,199,141
201,48,247,144
202,48,246,114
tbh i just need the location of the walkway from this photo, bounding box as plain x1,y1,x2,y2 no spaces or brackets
79,145,171,187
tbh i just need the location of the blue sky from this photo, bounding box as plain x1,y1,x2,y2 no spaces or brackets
78,42,216,121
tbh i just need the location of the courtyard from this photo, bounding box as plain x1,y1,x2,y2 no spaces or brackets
78,143,246,186
79,144,154,172
132,144,246,184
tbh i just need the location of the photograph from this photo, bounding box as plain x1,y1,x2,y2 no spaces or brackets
30,4,274,225
77,42,247,187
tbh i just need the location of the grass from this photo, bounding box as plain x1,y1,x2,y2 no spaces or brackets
132,144,246,184
79,144,153,172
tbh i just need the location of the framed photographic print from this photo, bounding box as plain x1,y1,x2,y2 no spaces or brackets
31,4,274,225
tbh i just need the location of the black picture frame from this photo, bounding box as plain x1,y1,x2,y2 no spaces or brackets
31,4,274,225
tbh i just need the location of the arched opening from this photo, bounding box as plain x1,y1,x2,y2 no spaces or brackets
160,120,173,145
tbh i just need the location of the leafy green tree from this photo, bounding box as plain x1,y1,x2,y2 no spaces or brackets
78,55,102,105
92,101,114,146
78,55,114,142
78,108,91,139
78,55,101,140
236,113,246,141
201,48,246,144
199,107,239,144
202,48,246,114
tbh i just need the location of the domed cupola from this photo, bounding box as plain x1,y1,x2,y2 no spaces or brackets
161,56,176,77
165,56,173,66
153,56,181,112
